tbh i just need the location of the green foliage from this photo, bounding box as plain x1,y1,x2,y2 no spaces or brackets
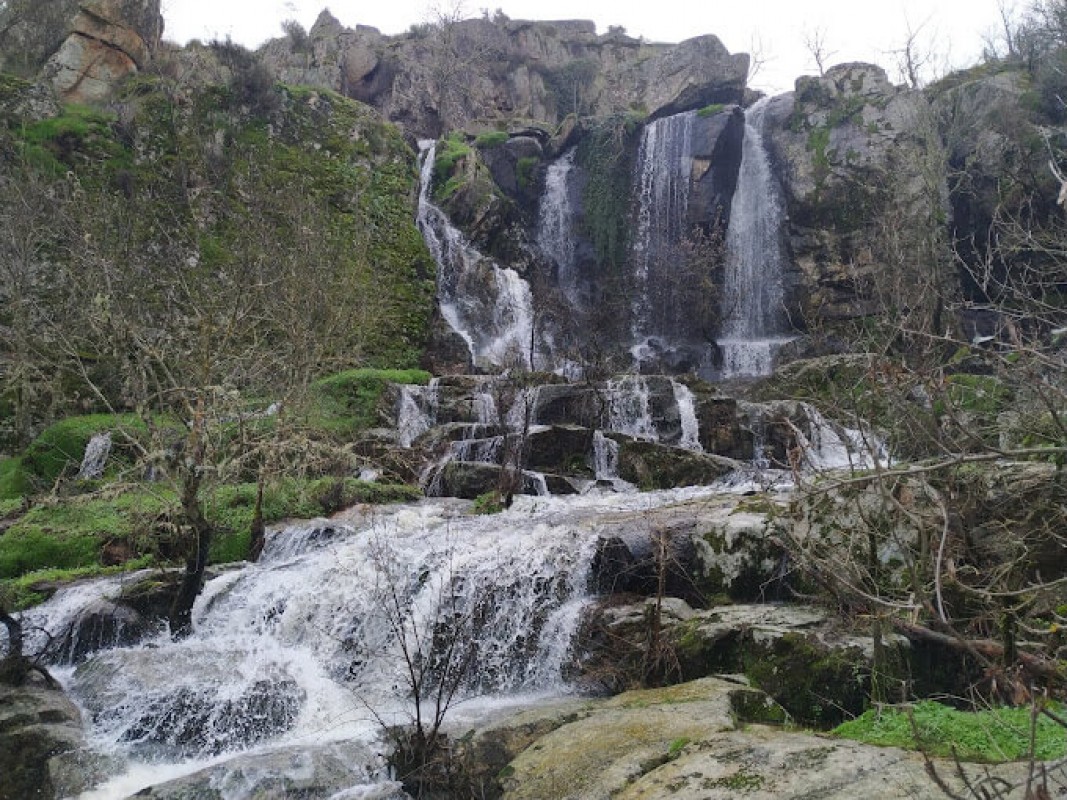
434,132,472,186
0,458,28,500
308,368,431,439
19,414,146,487
15,104,126,174
833,701,1067,763
667,736,690,758
474,131,508,148
697,103,726,117
942,373,1013,415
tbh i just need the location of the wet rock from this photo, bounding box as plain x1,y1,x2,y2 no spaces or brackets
71,650,305,758
53,598,157,665
607,433,738,489
0,679,85,800
524,425,595,476
532,384,605,429
130,742,401,799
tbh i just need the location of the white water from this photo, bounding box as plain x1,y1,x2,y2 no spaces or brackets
606,376,658,441
537,148,579,306
672,381,703,452
416,141,539,370
43,493,671,797
630,111,697,348
396,379,439,448
77,432,113,480
720,98,792,378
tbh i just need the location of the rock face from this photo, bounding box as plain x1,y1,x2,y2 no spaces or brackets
0,0,163,103
261,14,750,137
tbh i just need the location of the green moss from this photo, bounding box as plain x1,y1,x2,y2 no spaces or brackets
3,559,154,611
705,768,765,790
474,131,508,148
833,701,1067,763
20,414,147,487
744,633,869,727
697,103,726,117
0,458,29,500
307,368,431,439
808,126,831,185
943,374,1013,415
575,115,638,269
434,132,472,185
667,736,690,758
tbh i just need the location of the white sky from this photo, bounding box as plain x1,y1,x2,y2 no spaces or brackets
161,0,1014,94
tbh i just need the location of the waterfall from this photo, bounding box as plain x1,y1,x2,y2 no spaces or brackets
630,111,697,353
396,379,439,448
417,141,539,370
672,380,703,452
719,98,792,378
537,149,579,306
606,376,658,441
77,432,113,480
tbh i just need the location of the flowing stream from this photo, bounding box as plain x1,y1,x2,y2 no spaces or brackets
719,97,793,378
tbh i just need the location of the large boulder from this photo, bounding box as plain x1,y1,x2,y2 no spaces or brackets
607,434,738,489
0,0,164,103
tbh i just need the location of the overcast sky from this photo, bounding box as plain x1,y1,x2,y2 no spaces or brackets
161,0,1014,94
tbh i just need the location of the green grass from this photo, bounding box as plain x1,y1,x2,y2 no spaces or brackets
2,559,155,611
833,701,1067,763
307,368,431,439
434,132,472,185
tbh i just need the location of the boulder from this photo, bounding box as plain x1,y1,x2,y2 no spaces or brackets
0,679,85,800
524,425,595,476
52,598,157,665
532,384,605,429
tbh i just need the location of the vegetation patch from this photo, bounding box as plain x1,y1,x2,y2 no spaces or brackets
474,131,508,148
833,701,1067,763
697,103,726,117
20,414,147,487
434,132,472,186
307,368,432,439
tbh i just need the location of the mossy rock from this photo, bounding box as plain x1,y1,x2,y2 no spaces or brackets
743,632,871,728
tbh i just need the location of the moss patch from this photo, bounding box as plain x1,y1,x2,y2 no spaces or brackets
306,368,431,439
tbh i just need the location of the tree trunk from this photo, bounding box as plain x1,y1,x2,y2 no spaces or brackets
169,470,212,639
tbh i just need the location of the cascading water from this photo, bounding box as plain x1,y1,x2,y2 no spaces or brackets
397,379,439,448
630,111,697,358
36,496,638,797
416,141,539,370
606,376,658,441
719,97,793,378
537,148,580,306
673,381,703,452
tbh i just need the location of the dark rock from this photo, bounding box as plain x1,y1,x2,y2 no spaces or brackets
0,680,85,800
524,425,595,476
434,461,509,499
606,433,737,489
53,599,157,665
532,384,605,429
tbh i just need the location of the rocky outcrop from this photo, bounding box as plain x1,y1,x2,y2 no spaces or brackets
763,63,938,333
0,0,163,104
260,15,749,137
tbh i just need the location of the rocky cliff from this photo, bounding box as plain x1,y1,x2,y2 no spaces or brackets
259,11,750,138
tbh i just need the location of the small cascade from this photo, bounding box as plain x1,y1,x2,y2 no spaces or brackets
606,376,658,441
719,97,793,378
537,148,579,306
417,141,540,369
77,432,113,480
397,379,439,448
797,406,889,472
672,380,703,452
630,111,697,350
592,430,620,480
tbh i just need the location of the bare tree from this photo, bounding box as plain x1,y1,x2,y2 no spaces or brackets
802,26,837,77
